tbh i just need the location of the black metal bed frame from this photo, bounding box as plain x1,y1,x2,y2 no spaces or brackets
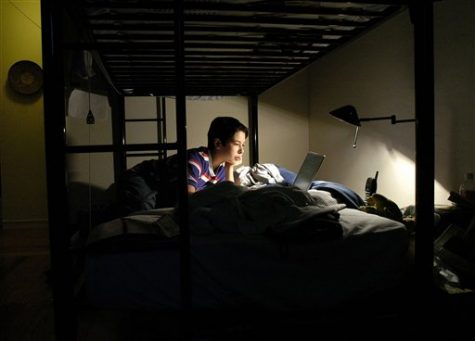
40,1,435,339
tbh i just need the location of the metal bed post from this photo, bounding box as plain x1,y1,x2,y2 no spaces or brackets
155,96,167,160
161,97,169,159
40,0,77,339
110,92,127,182
411,0,435,318
248,95,259,165
174,0,192,339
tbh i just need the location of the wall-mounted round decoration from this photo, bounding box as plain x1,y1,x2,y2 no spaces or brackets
8,60,43,95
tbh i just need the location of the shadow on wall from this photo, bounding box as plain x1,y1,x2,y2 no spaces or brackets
259,71,308,120
362,122,415,158
360,115,457,198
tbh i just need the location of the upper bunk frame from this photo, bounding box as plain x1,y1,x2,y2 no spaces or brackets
63,0,406,97
40,0,435,339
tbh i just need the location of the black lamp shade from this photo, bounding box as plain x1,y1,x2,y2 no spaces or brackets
329,105,361,126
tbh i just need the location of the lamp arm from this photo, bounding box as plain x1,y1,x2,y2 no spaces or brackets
359,115,394,122
360,115,415,124
393,117,416,124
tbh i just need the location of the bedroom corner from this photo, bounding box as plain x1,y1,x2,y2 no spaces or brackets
307,0,475,210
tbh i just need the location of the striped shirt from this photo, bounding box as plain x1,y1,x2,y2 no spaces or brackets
187,147,225,191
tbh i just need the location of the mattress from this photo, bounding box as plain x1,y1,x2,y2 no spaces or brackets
83,207,409,312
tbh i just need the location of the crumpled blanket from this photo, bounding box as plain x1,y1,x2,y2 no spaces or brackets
189,182,345,241
86,213,179,247
235,163,285,188
277,166,365,209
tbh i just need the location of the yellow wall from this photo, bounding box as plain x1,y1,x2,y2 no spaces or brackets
0,0,47,228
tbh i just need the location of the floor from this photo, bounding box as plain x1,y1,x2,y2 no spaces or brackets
0,227,129,341
0,227,55,341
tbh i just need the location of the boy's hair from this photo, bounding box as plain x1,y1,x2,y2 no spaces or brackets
207,116,249,151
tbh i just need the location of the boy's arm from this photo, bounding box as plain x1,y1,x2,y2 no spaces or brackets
225,159,243,185
225,163,235,183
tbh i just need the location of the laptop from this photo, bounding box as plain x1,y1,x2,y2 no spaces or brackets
292,152,326,191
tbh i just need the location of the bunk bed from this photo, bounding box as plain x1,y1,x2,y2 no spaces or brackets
40,0,435,339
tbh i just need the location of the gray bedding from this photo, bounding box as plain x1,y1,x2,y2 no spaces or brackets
83,185,408,311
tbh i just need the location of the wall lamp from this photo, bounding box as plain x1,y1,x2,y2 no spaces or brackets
329,105,415,148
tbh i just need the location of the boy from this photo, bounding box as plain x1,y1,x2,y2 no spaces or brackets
117,116,248,214
186,116,248,193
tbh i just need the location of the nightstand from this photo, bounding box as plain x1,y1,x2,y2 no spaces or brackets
434,205,474,238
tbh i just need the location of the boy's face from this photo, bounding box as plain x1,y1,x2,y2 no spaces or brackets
218,130,246,165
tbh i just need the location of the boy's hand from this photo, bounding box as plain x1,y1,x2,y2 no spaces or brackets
224,157,242,183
